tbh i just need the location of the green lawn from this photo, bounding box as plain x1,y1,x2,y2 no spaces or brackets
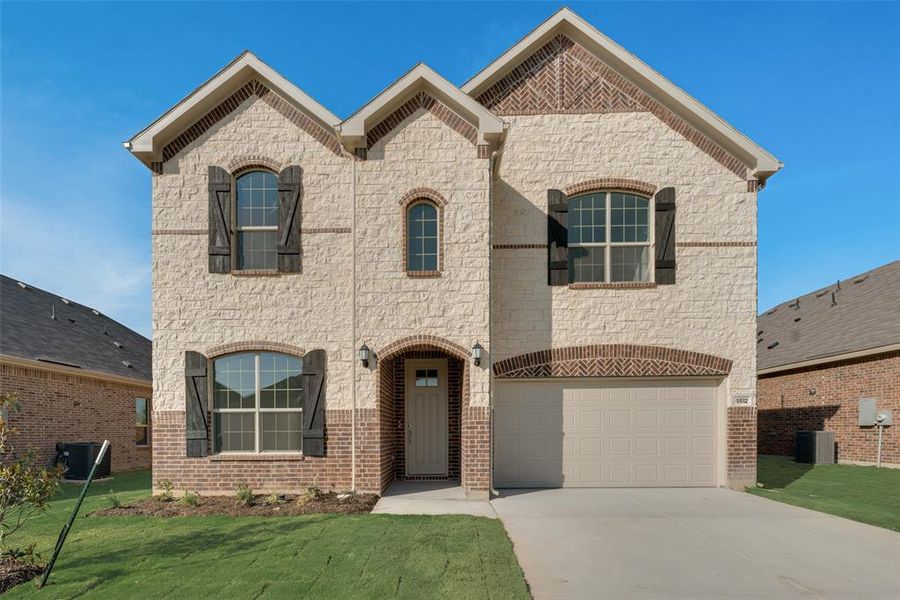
749,455,900,532
5,471,529,599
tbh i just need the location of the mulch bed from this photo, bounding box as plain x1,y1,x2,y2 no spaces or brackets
0,556,43,594
92,491,379,518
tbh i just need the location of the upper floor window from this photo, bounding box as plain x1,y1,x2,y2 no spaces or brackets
235,171,278,270
212,352,302,453
568,192,651,283
135,397,149,446
407,201,439,272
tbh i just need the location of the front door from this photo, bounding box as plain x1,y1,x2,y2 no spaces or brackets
405,360,448,476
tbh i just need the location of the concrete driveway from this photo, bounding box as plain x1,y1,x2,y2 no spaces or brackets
492,488,900,599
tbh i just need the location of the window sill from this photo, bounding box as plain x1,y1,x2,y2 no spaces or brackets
231,269,281,277
568,282,657,289
136,444,151,449
209,453,305,462
407,270,442,278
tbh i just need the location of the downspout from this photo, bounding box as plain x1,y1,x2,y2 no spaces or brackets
488,148,500,498
350,153,358,492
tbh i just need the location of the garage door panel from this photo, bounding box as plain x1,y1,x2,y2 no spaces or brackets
494,380,719,488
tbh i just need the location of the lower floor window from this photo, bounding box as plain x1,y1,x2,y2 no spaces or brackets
135,397,149,446
212,352,303,453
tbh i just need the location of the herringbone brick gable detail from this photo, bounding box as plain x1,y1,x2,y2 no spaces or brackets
160,79,342,167
366,92,479,150
475,35,749,180
494,344,732,378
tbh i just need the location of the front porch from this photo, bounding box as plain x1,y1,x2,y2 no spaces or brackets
372,480,496,517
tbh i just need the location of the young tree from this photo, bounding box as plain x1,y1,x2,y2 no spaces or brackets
0,392,61,556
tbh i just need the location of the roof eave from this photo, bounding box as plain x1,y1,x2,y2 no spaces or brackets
338,64,505,151
125,52,340,167
463,7,782,182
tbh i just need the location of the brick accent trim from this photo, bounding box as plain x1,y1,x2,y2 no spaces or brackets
227,154,282,174
301,227,352,234
366,91,478,150
152,229,207,236
677,241,756,247
493,344,732,378
206,341,306,358
161,79,341,165
565,178,657,198
492,243,545,249
400,189,446,276
747,180,759,192
379,335,472,362
475,35,750,179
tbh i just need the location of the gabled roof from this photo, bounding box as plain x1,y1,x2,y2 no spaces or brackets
757,261,900,374
338,64,506,151
0,275,152,383
126,51,340,168
462,8,782,184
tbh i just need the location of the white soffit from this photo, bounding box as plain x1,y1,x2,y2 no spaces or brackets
462,8,782,182
126,51,339,166
338,63,505,150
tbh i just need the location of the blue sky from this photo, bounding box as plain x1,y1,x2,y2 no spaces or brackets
2,2,898,338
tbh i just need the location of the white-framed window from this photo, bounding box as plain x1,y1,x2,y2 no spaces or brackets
406,201,439,272
235,170,278,270
212,352,303,453
568,191,652,283
135,397,150,446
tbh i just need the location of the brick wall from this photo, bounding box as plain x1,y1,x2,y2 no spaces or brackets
758,351,899,465
1,363,152,472
152,409,354,494
727,406,757,487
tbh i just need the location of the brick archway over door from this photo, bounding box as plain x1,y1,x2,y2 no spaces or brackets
493,344,732,378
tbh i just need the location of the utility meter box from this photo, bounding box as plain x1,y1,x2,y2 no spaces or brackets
876,410,892,426
858,398,877,426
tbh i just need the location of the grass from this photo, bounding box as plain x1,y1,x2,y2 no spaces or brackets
749,455,900,532
5,471,529,599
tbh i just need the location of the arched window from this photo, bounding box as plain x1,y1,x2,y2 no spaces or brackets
212,352,302,453
235,170,278,270
568,191,651,283
406,201,439,272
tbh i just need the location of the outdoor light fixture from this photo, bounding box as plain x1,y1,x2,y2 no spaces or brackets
472,342,484,367
359,343,371,368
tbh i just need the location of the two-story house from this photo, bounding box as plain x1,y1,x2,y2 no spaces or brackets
127,8,780,498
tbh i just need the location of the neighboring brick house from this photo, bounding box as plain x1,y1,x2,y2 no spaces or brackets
757,261,900,466
126,8,781,497
0,275,152,472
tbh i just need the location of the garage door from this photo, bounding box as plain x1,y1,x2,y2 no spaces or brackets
494,380,719,487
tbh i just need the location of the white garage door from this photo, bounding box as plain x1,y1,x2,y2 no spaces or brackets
494,380,719,488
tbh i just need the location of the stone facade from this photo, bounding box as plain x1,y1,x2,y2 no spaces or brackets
1,363,152,472
146,19,766,495
758,351,899,466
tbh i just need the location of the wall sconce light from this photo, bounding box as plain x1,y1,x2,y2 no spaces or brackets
808,387,816,396
472,342,484,367
359,343,371,368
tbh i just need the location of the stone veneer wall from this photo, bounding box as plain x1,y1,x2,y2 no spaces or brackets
758,351,899,465
491,112,758,487
1,363,152,472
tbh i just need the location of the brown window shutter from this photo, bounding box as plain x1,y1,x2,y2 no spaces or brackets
654,187,676,285
277,166,302,272
547,189,569,286
301,349,326,456
208,166,232,273
185,351,209,457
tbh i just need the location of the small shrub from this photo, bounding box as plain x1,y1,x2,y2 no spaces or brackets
157,479,175,502
235,483,253,507
265,492,284,506
105,491,122,509
180,490,200,507
304,485,321,502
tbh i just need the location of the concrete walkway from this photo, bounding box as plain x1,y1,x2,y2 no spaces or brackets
492,488,900,599
372,481,496,518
